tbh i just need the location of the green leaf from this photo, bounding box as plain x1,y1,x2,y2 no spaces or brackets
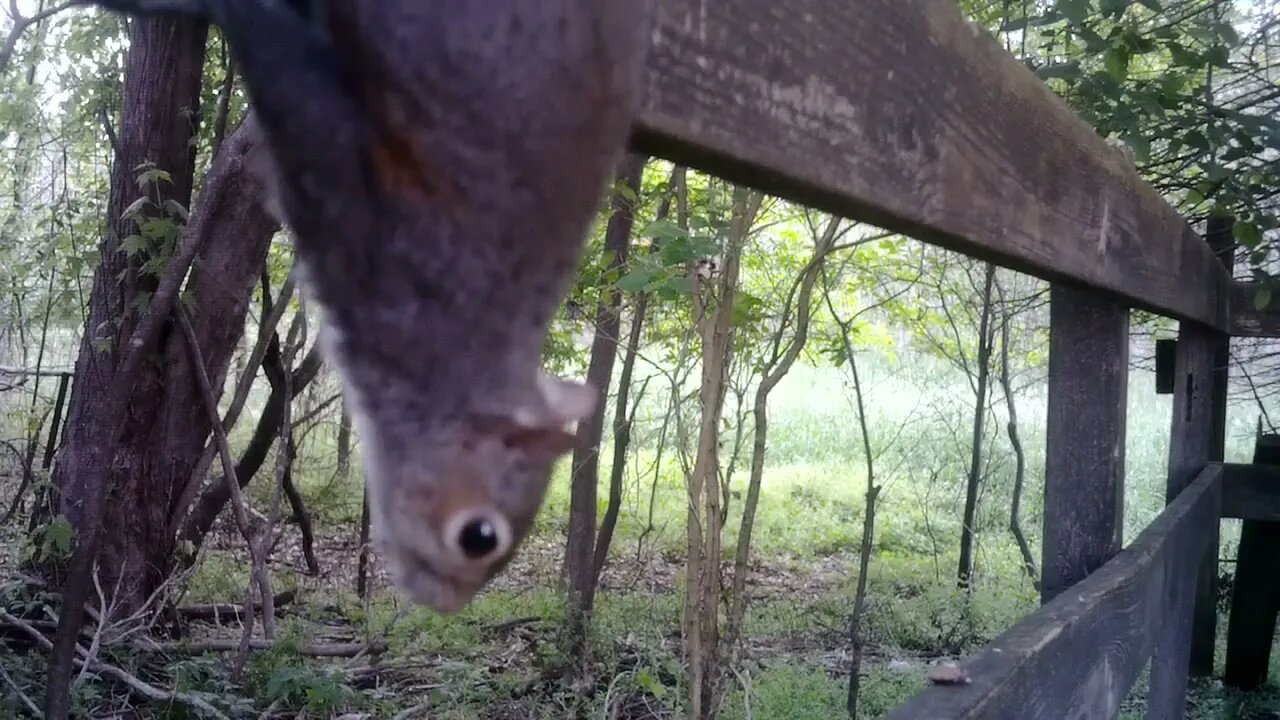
163,198,190,222
616,268,657,292
134,167,172,191
635,669,667,698
1234,220,1263,249
121,195,151,220
640,218,687,243
1205,45,1229,68
120,234,148,257
1122,135,1151,162
42,515,75,557
1255,287,1273,311
1167,44,1201,69
1103,47,1130,80
1138,0,1162,9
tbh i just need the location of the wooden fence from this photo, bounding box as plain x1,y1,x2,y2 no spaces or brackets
625,0,1280,717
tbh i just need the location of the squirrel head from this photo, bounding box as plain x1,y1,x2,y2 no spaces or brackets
345,362,596,612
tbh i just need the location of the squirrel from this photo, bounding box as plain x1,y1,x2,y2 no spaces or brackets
90,0,652,612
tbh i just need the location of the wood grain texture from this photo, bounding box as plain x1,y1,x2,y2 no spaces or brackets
1164,321,1221,679
629,0,1229,328
1219,462,1280,521
1042,285,1128,604
883,466,1221,720
1205,218,1233,457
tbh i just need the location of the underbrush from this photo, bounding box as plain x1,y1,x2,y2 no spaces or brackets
2,361,1278,717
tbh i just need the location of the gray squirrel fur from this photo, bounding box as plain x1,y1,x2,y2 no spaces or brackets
91,0,652,611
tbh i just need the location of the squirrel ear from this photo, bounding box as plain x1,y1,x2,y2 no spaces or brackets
536,373,597,426
464,375,594,460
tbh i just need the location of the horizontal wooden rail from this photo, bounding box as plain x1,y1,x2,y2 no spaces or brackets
1219,462,1280,520
629,0,1230,330
883,465,1222,719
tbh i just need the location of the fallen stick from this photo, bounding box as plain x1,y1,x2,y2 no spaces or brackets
0,609,229,720
174,590,296,621
138,637,388,657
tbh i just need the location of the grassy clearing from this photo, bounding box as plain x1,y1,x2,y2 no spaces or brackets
4,346,1279,718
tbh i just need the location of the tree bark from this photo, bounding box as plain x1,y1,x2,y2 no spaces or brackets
956,263,996,587
564,152,647,666
178,341,323,554
822,267,882,719
280,438,320,575
52,112,276,617
591,166,682,583
337,398,353,478
357,489,372,598
725,216,840,659
996,276,1039,590
685,186,761,720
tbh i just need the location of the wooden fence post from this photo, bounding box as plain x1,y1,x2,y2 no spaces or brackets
1223,434,1280,689
1148,318,1216,718
1042,285,1128,603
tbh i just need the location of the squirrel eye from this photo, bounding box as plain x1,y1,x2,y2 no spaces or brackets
459,518,499,558
444,510,512,564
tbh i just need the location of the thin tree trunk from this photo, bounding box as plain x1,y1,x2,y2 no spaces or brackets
337,398,353,479
592,165,682,584
591,297,648,583
357,490,372,598
685,187,761,720
956,263,996,588
280,438,320,575
823,273,881,719
996,276,1039,590
44,113,282,720
724,216,841,660
564,153,647,667
178,341,323,555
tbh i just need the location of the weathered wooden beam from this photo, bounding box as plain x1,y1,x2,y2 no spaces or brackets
630,0,1230,329
1163,321,1221,681
1224,437,1280,690
1219,461,1280,521
883,466,1221,720
1042,286,1128,603
1227,282,1280,337
1206,217,1234,453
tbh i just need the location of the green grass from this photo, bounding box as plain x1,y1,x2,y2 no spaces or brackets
221,349,1272,717
8,345,1280,718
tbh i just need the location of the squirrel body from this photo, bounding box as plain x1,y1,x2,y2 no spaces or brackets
94,0,651,611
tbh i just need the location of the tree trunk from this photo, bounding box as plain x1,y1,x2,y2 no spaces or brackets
685,187,761,720
725,217,840,659
337,397,352,478
592,166,683,583
996,275,1039,590
823,269,882,719
564,152,647,666
54,113,275,610
178,341,323,554
51,22,293,612
357,489,373,598
42,114,276,720
592,296,648,582
956,263,996,588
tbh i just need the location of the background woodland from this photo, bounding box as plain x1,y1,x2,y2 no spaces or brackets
4,0,1280,718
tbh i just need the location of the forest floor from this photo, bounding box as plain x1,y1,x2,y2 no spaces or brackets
5,363,1280,717
5,503,1252,720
